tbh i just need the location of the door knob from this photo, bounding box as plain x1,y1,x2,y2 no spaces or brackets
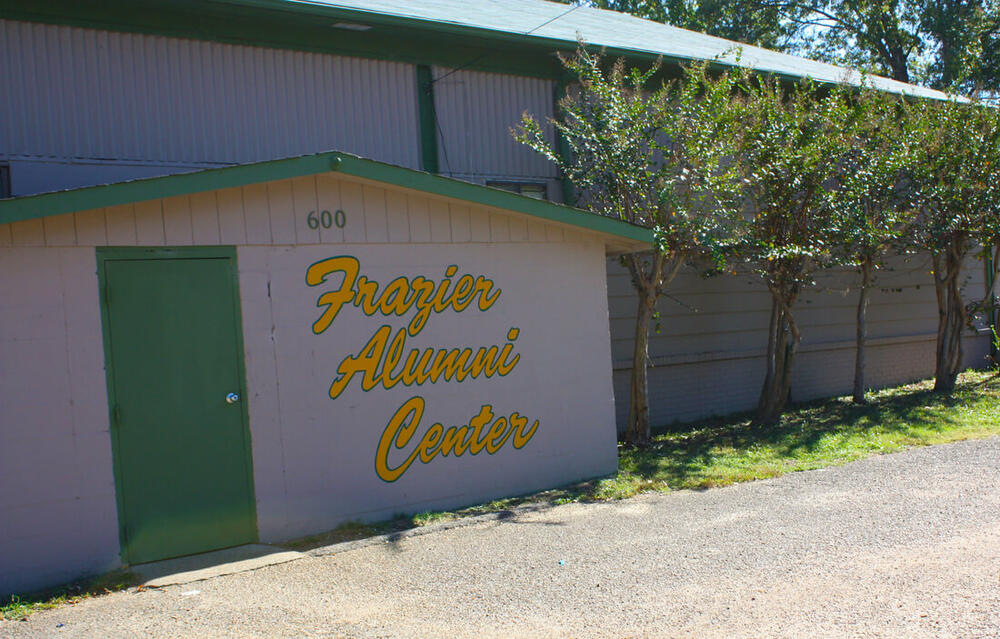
226,392,240,404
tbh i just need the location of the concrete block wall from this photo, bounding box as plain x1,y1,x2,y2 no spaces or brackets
0,248,121,595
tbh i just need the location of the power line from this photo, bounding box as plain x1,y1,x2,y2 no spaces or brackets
428,2,583,174
431,3,582,86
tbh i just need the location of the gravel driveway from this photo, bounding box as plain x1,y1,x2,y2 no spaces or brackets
5,437,1000,639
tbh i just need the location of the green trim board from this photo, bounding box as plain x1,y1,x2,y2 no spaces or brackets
329,154,652,244
416,65,440,174
0,151,654,246
0,154,339,225
0,0,955,100
96,246,258,565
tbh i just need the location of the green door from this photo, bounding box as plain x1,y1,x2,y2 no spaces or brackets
99,248,257,565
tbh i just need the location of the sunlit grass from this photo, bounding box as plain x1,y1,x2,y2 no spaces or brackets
623,370,1000,492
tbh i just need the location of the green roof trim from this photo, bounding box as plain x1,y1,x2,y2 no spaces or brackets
329,154,652,244
0,154,340,225
0,151,653,246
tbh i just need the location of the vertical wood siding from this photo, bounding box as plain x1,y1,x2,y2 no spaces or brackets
0,20,420,170
0,175,589,249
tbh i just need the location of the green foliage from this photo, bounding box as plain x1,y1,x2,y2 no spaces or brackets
828,87,917,266
278,372,1000,530
620,370,1000,489
729,76,848,285
1,570,138,621
903,97,1000,390
783,0,1000,93
516,47,748,442
568,0,1000,94
790,0,924,83
724,75,853,420
908,97,1000,250
920,0,1000,91
517,46,1000,424
516,48,743,262
823,86,920,402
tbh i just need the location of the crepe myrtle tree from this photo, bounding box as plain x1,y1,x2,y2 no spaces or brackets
908,96,1000,392
516,49,743,445
829,87,918,404
730,76,849,424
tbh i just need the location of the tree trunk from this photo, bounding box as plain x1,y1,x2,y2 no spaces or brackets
887,49,910,84
932,233,969,393
756,286,800,424
625,288,656,445
988,242,1000,366
853,257,874,404
621,251,685,445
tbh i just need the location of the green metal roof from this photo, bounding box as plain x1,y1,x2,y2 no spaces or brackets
0,151,653,247
251,0,949,98
2,0,952,100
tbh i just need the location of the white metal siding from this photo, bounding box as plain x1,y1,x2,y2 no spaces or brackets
1,20,421,189
431,67,558,181
607,255,993,429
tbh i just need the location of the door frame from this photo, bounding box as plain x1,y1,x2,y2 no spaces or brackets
96,245,258,565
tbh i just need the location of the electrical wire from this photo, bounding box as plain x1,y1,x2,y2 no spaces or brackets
428,2,583,174
430,3,582,86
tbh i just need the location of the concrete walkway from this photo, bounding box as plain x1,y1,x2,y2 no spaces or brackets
132,544,304,588
4,437,1000,638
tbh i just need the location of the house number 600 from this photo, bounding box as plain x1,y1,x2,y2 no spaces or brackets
307,209,346,229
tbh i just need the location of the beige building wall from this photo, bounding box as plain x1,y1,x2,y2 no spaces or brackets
0,172,620,595
0,246,121,594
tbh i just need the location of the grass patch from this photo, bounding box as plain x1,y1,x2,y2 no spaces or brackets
1,570,139,622
282,370,1000,549
625,369,1000,492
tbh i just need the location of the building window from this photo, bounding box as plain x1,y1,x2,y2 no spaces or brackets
486,181,547,200
0,165,9,199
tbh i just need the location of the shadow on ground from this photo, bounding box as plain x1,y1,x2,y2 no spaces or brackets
630,370,999,489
